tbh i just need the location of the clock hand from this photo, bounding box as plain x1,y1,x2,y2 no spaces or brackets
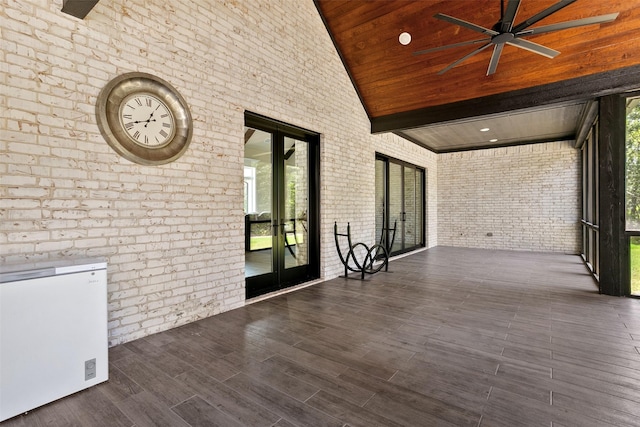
145,105,161,121
143,119,157,128
130,103,162,128
130,119,156,125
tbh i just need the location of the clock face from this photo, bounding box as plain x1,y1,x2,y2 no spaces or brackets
119,93,176,148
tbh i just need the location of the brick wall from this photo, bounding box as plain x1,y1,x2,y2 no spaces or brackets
437,141,581,253
1,0,436,345
1,0,580,346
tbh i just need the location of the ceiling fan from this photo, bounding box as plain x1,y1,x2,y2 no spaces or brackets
413,0,618,75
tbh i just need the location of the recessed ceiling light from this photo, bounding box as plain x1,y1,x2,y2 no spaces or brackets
480,128,490,132
489,138,498,143
399,32,411,46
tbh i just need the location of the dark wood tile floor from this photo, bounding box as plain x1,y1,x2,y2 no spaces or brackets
4,247,640,426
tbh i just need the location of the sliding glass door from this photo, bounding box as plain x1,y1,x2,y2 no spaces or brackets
244,113,319,299
376,154,425,256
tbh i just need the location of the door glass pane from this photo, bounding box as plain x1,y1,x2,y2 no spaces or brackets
283,137,309,270
389,162,403,253
404,166,416,247
593,135,598,273
375,159,386,246
244,128,273,278
417,169,424,245
587,138,593,224
582,142,592,263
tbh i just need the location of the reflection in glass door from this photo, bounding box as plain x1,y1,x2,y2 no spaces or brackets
283,137,309,273
389,162,403,253
244,128,273,278
404,166,417,249
244,113,319,299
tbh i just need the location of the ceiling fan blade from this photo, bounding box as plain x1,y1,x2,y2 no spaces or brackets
244,129,255,144
434,13,498,36
517,13,619,36
486,43,505,75
511,0,578,33
507,38,560,58
500,0,521,32
413,38,490,56
437,42,493,74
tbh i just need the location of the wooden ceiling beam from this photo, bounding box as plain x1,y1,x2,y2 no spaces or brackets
371,64,640,133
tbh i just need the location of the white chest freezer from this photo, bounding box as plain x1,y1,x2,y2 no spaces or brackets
0,259,109,422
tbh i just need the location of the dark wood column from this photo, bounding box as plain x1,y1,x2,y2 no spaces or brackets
61,0,99,19
598,94,627,296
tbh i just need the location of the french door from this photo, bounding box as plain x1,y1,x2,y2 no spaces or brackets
375,154,425,256
244,113,319,299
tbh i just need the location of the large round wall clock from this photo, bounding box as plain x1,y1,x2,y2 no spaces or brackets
96,72,193,165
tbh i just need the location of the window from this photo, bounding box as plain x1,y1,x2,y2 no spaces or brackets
580,120,599,281
626,96,640,295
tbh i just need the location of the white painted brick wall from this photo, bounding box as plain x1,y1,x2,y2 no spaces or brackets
437,141,581,253
1,0,435,345
2,0,581,346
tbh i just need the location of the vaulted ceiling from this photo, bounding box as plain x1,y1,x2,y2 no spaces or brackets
64,1,640,152
315,0,640,151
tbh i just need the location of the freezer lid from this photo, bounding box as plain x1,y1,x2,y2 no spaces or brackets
0,258,107,283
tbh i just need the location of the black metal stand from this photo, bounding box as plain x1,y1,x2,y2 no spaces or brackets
333,220,396,280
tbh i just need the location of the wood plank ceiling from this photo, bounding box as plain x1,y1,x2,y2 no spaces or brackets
315,0,640,152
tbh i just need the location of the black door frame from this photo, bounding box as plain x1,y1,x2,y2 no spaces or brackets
244,112,320,299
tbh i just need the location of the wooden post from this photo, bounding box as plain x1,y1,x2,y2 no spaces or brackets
61,0,100,19
598,94,627,296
